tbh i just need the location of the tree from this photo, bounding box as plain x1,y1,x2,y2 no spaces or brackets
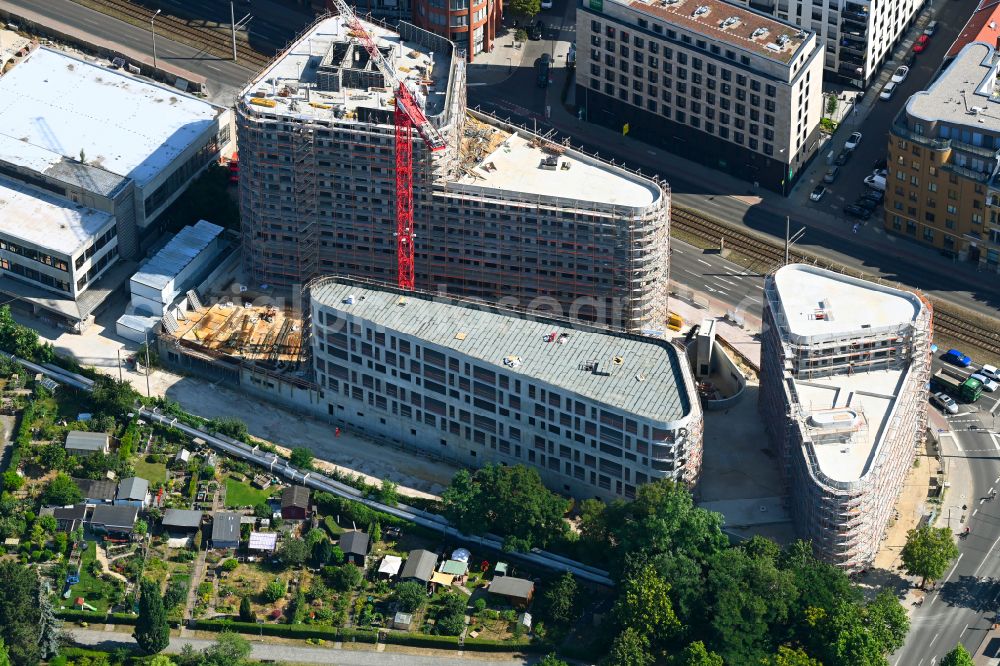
435,592,467,635
290,447,314,469
865,589,910,656
378,479,399,506
221,558,239,573
239,595,254,622
311,538,334,568
901,525,959,588
134,579,170,654
287,588,307,624
326,563,363,592
0,638,10,666
613,563,680,646
147,656,176,666
253,502,272,519
42,473,83,506
1,472,22,492
0,560,42,665
90,375,140,416
305,528,326,546
538,654,569,666
280,538,309,568
442,464,570,550
605,627,652,666
207,417,248,441
199,632,252,666
940,644,974,666
163,578,187,610
763,645,822,666
262,579,286,603
539,572,579,630
37,584,61,659
134,518,149,536
394,581,427,613
509,0,541,21
678,641,723,666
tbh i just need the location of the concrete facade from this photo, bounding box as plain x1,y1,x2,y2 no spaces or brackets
885,42,1000,272
575,0,824,194
758,264,931,569
305,277,703,502
237,16,670,332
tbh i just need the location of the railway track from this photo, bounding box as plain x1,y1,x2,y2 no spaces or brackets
671,205,1000,358
73,0,271,70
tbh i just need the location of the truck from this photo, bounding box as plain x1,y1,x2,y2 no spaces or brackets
932,368,983,403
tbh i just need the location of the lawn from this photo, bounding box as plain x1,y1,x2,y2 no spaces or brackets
69,541,117,613
133,458,167,484
225,477,274,508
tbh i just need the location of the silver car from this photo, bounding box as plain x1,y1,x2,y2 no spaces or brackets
971,373,999,392
931,392,959,415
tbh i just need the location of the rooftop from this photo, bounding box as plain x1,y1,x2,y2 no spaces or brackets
131,220,224,292
240,16,451,124
212,512,241,542
339,530,369,556
248,531,278,551
117,477,149,500
170,301,304,364
281,485,310,509
489,576,535,599
311,279,693,423
65,430,109,451
0,176,115,256
90,504,138,528
454,119,660,210
162,509,203,529
947,0,1000,59
401,549,437,581
771,265,922,343
906,42,1000,127
73,477,116,500
793,368,906,483
0,47,222,187
607,0,811,64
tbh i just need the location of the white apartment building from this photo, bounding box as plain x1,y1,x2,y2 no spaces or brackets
758,265,931,569
306,277,704,501
576,0,824,193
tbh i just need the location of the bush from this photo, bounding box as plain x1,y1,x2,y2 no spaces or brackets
220,558,239,572
394,581,427,613
262,579,286,603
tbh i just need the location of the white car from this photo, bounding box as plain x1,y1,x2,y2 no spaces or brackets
980,364,1000,382
845,131,863,151
971,373,999,392
891,66,910,84
931,392,959,415
810,185,827,202
864,173,887,191
541,0,553,7
880,82,898,101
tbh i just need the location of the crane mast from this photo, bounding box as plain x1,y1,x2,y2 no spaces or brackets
327,0,447,290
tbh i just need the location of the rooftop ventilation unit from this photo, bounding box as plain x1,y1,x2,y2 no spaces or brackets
720,16,740,28
776,34,790,46
751,27,770,39
693,5,710,16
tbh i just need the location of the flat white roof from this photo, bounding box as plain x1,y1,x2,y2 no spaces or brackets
0,176,114,256
773,264,921,341
794,368,904,483
0,47,221,187
131,220,224,292
456,131,658,209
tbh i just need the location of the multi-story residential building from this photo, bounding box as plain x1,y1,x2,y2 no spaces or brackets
575,0,823,193
759,264,931,569
886,42,1000,271
305,277,704,501
0,46,231,329
732,0,920,87
237,15,671,332
411,0,499,60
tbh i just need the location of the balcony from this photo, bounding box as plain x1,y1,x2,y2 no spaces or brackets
842,30,866,45
838,62,865,78
840,48,865,66
841,15,868,31
891,120,951,150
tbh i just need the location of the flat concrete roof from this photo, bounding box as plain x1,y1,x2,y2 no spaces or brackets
906,42,1000,128
772,265,921,342
131,220,224,292
311,279,692,423
794,368,905,483
241,17,449,122
0,176,114,256
0,47,221,187
456,130,658,209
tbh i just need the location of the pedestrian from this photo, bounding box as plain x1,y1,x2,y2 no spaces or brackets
853,223,860,234
335,427,341,437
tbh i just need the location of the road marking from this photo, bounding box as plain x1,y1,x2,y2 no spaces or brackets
975,537,1000,576
974,509,979,516
991,398,1000,415
754,284,763,290
715,278,738,287
946,552,964,582
929,632,940,647
961,623,969,638
697,259,711,266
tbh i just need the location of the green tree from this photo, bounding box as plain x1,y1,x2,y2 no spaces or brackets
613,562,680,650
538,653,569,666
90,375,140,416
42,473,83,506
163,578,187,610
238,595,254,622
394,581,427,613
134,579,170,654
287,588,307,624
509,0,541,21
326,563,363,592
262,579,286,603
305,528,326,546
865,589,910,656
435,592,467,635
762,645,822,666
134,518,149,536
207,417,248,441
678,641,724,666
0,472,21,492
539,572,579,630
901,525,959,588
0,638,10,666
199,632,252,666
253,501,272,519
38,444,68,472
147,656,176,666
280,538,309,568
311,538,333,567
378,479,399,506
442,464,570,550
37,585,61,659
290,447,314,469
940,644,974,666
605,627,652,666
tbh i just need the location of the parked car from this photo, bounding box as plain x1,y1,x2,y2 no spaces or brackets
541,0,553,7
971,373,999,392
932,392,959,415
845,131,863,151
913,34,930,53
924,20,939,36
823,166,840,184
863,189,885,203
891,66,910,83
873,157,888,171
835,150,853,166
880,81,898,100
980,364,1000,382
529,21,544,40
536,55,550,87
843,204,872,220
854,197,878,212
864,173,886,191
810,185,828,202
942,348,972,367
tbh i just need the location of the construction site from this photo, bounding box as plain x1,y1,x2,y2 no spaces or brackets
236,13,671,332
170,301,304,365
758,264,933,570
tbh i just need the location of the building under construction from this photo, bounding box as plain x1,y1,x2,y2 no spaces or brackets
236,15,670,332
758,264,932,570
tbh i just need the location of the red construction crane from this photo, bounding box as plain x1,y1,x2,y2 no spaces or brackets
327,0,447,290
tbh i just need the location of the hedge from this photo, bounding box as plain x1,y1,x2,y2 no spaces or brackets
56,609,139,625
382,632,538,652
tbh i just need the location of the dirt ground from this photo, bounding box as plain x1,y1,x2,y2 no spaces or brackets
873,450,937,572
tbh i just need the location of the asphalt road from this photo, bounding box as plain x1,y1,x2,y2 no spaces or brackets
892,358,1000,665
67,628,528,665
670,239,764,319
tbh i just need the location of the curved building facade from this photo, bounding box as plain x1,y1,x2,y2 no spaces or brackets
412,0,499,60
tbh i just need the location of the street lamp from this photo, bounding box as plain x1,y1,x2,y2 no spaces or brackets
150,9,162,71
506,56,512,73
230,1,238,62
